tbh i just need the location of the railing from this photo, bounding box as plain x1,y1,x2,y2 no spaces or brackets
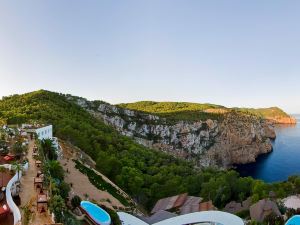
5,162,29,225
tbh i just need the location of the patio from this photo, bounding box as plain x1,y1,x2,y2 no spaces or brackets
0,184,15,225
0,170,13,188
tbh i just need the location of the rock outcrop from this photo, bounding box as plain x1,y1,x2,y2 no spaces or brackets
70,97,279,168
265,116,297,124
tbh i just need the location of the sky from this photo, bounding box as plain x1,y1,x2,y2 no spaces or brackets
0,1,300,113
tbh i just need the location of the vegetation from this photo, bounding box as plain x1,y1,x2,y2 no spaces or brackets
100,204,122,225
12,161,23,181
0,90,298,213
74,160,131,207
49,194,66,222
0,166,6,187
21,203,33,225
38,138,82,224
40,139,57,160
61,211,85,225
118,101,292,123
118,101,225,122
0,139,9,155
46,160,64,181
237,107,290,119
12,140,26,158
71,195,82,209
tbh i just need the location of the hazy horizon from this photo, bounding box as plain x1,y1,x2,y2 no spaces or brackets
1,1,300,113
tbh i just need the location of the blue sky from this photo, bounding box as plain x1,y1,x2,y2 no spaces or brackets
0,1,299,113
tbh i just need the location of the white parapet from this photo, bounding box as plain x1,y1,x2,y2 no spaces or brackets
5,162,29,225
6,171,22,225
117,211,244,225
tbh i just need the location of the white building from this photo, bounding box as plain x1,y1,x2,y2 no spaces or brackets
22,124,62,158
35,125,53,140
22,124,53,140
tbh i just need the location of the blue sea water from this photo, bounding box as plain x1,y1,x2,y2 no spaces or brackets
236,115,300,183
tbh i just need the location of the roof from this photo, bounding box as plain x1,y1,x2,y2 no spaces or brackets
151,193,188,214
250,199,281,222
283,195,300,210
179,196,203,215
224,201,243,214
117,212,149,225
118,211,244,225
242,197,252,209
199,200,216,211
142,210,177,224
152,211,244,225
224,198,251,214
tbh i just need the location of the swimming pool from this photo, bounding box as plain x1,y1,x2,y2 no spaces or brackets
80,201,111,225
286,215,300,225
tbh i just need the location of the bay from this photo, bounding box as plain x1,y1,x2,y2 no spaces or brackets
236,115,300,182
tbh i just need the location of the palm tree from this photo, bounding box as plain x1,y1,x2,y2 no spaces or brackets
12,141,25,159
12,162,22,181
41,139,57,160
0,166,6,187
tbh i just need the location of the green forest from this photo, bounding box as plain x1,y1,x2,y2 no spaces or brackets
0,90,299,212
118,101,291,123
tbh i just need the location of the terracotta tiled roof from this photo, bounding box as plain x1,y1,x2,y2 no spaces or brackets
224,201,242,214
180,196,203,215
199,200,216,211
250,199,281,222
151,193,188,214
224,197,251,214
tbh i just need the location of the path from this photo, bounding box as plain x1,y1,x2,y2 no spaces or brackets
19,140,52,225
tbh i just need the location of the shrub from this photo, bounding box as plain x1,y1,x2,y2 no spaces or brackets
71,195,82,209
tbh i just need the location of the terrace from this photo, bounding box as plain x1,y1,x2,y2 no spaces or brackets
0,126,29,225
0,169,14,225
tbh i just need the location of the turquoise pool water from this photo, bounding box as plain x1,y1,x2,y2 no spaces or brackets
80,201,111,225
286,215,300,225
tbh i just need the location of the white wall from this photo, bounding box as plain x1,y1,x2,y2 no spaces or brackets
36,125,53,140
6,162,28,225
6,172,21,225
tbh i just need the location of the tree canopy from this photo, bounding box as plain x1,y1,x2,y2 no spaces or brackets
0,90,298,211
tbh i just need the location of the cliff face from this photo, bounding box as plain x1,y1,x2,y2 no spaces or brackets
265,116,297,124
72,98,277,168
202,113,275,167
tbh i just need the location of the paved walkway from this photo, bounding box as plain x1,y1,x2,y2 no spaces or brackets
19,140,52,225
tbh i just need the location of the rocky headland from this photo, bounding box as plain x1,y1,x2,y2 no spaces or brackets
70,97,295,169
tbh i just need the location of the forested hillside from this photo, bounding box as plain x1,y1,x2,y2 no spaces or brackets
0,90,299,210
118,101,294,124
118,101,225,123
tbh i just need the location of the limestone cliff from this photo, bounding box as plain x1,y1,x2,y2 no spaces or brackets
70,97,278,168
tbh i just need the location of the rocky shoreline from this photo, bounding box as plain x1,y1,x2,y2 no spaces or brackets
71,97,295,169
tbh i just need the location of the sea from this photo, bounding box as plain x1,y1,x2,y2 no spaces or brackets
236,115,300,183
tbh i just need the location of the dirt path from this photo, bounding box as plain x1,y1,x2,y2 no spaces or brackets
19,140,52,225
59,141,125,209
